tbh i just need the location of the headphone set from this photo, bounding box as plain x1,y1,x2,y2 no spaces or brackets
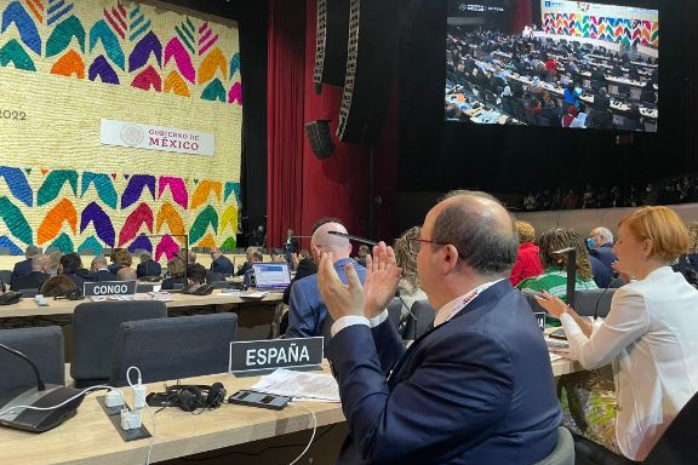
146,382,227,412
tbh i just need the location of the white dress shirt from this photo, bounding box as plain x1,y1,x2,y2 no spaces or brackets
560,266,698,460
331,279,504,337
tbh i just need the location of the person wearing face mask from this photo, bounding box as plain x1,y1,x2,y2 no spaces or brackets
587,227,616,288
536,207,698,462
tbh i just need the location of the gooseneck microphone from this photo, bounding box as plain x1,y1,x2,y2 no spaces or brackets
0,342,84,433
0,343,46,391
327,231,378,247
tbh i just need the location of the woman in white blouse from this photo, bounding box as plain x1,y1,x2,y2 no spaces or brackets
536,206,698,461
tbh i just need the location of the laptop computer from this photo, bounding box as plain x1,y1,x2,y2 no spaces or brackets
252,263,292,291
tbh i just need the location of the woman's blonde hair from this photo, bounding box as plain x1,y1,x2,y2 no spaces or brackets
515,221,536,244
167,257,185,278
114,249,132,267
537,228,593,281
619,206,689,263
394,226,421,288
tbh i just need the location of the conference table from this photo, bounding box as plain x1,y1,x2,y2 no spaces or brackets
0,290,284,319
0,355,582,465
0,367,345,465
0,290,286,343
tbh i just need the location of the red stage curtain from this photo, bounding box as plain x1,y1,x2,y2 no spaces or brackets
266,0,306,250
510,0,533,35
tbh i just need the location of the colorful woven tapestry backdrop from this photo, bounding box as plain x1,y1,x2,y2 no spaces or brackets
0,0,242,257
542,1,659,47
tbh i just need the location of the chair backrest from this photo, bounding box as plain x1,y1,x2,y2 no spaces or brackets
206,272,226,284
0,327,65,397
19,288,40,298
136,283,155,293
109,313,238,387
574,289,616,318
386,297,403,330
533,427,574,465
522,291,548,313
402,300,436,340
70,301,167,387
0,270,12,287
209,281,232,289
643,390,698,465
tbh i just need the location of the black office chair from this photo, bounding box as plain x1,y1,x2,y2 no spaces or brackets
402,300,436,340
0,327,65,396
71,301,167,387
18,288,40,298
206,272,226,284
0,270,12,289
386,297,403,332
135,283,155,293
109,313,238,387
574,289,617,318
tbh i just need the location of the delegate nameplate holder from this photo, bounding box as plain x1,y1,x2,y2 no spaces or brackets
229,337,324,374
83,281,137,297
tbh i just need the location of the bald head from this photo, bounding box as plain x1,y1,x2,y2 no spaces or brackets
311,222,352,261
429,191,517,276
117,267,137,282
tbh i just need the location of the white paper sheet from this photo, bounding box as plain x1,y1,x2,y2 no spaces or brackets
250,369,340,402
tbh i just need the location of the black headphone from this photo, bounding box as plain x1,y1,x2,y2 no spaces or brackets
146,382,226,412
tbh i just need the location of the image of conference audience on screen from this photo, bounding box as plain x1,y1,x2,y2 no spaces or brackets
445,0,659,132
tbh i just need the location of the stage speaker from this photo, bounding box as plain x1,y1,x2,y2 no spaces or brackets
306,120,335,159
336,0,401,144
313,0,351,93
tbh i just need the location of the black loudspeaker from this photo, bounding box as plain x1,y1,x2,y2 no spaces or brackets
313,0,351,93
336,0,401,144
306,120,335,159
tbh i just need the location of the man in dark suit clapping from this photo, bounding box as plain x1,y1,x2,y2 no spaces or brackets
317,191,562,464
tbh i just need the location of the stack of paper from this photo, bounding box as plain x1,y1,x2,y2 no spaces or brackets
250,369,340,402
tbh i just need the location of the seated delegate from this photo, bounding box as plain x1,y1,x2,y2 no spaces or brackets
536,206,698,461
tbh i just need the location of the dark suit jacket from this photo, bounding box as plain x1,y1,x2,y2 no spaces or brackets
326,280,562,465
10,258,33,287
590,243,617,273
11,271,48,291
590,255,613,288
286,258,366,338
89,270,118,282
283,258,318,305
211,255,234,276
235,261,252,277
136,260,162,278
